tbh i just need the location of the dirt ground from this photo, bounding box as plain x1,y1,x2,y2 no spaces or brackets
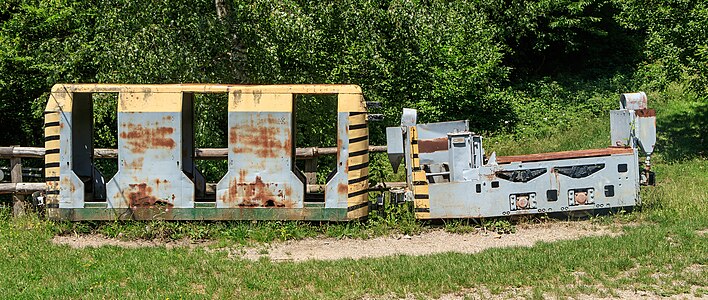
388,286,707,300
53,221,621,262
51,223,707,299
228,221,621,261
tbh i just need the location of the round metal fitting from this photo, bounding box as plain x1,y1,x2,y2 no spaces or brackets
574,191,588,205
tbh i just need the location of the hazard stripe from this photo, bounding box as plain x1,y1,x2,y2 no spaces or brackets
349,135,368,144
347,188,368,198
347,201,369,212
349,149,368,157
45,135,60,142
349,123,367,130
349,161,369,171
348,175,368,185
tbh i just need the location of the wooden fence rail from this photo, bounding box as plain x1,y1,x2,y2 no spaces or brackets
0,145,396,195
0,145,387,159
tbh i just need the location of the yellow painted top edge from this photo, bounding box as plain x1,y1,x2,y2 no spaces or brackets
50,84,363,94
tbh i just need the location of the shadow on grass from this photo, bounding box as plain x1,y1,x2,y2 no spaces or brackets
657,101,708,162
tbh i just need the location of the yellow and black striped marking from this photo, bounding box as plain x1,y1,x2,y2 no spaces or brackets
409,126,430,219
346,111,369,219
44,111,61,208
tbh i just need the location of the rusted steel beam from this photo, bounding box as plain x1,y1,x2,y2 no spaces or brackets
0,145,388,159
418,137,448,154
496,147,634,164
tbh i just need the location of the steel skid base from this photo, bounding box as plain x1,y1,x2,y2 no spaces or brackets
46,206,355,221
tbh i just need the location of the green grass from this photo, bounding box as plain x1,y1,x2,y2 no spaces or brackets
0,84,706,299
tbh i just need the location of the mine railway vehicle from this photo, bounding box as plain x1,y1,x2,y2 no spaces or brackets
38,84,656,221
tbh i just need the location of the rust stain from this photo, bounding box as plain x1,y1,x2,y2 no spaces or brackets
120,123,176,153
125,157,144,170
127,183,174,208
223,175,293,208
61,177,76,193
418,137,448,153
483,173,496,182
229,115,291,158
635,109,656,117
497,147,634,164
338,183,348,195
552,168,561,191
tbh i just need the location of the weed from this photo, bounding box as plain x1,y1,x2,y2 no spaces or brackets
480,219,516,234
368,199,422,235
443,219,479,234
0,204,10,222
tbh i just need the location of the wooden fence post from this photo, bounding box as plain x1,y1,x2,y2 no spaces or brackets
10,147,27,217
304,158,318,185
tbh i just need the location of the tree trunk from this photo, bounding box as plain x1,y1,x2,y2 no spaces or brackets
214,0,228,20
214,0,246,82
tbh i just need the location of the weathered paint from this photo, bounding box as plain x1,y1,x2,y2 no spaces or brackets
43,110,61,214
426,151,640,218
45,84,369,221
216,93,304,209
346,110,370,219
496,147,634,164
49,207,350,221
418,137,448,153
407,126,431,219
107,92,195,210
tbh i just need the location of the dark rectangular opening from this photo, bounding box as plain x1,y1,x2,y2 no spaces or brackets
618,163,628,173
192,93,228,201
76,92,119,202
604,185,615,197
491,181,499,188
546,189,558,201
475,183,481,193
294,95,338,203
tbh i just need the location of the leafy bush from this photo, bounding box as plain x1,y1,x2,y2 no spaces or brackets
0,0,705,186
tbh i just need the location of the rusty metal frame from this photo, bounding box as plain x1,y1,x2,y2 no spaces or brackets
44,84,369,221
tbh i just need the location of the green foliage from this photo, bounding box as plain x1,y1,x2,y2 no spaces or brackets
480,0,641,76
368,198,421,235
0,205,10,222
0,0,705,147
0,1,706,237
614,0,708,90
